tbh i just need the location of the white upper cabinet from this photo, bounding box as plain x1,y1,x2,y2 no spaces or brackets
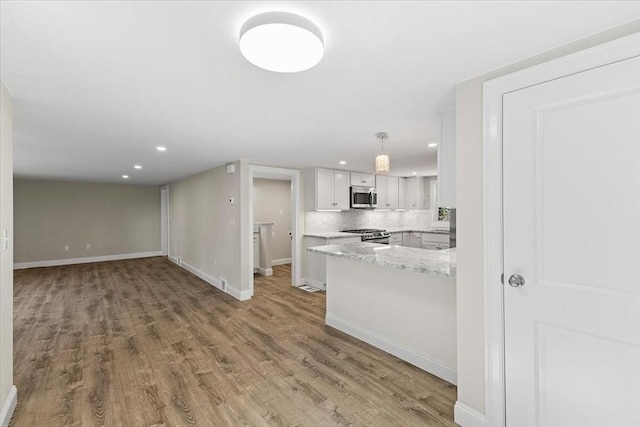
305,168,350,211
376,175,399,209
437,107,456,207
399,176,424,209
350,172,375,187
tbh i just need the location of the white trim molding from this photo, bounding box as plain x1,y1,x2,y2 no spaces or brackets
303,277,326,290
169,256,251,302
326,313,457,385
14,251,163,269
160,185,169,256
482,33,640,427
248,165,303,296
454,401,486,427
271,257,291,266
0,385,17,427
257,267,273,276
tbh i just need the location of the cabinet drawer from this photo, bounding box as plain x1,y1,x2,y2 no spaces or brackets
389,233,402,245
421,232,449,243
421,241,450,250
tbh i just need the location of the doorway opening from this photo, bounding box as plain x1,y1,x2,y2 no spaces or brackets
248,165,302,297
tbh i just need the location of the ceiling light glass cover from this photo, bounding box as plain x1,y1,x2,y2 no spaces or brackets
375,132,390,174
239,12,324,73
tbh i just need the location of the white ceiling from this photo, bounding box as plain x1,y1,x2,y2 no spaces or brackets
1,1,638,185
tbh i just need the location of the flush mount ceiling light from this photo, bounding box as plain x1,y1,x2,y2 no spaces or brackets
428,142,438,148
239,11,324,73
156,146,166,152
375,132,390,174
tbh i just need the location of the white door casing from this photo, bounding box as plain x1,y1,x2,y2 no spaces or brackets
483,33,640,427
249,165,302,295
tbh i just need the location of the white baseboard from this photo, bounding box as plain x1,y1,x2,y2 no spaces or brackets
14,251,163,269
303,277,326,290
170,257,251,302
271,257,292,266
257,267,273,276
326,313,457,385
454,401,486,427
0,385,17,427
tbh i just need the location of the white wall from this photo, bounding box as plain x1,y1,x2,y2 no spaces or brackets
0,82,16,425
455,20,640,417
13,179,161,265
252,178,292,261
169,160,252,300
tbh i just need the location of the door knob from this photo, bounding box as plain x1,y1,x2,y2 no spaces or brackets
508,274,525,287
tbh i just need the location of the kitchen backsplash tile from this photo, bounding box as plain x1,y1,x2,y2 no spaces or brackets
306,209,436,233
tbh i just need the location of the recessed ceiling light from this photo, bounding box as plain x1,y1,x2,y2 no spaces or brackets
339,161,347,165
156,146,167,152
428,143,438,148
122,175,129,179
239,12,324,73
412,171,418,175
134,165,142,170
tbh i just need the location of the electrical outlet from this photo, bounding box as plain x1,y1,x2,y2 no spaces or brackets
220,278,226,291
272,231,276,237
86,244,91,250
279,210,284,216
64,245,69,251
229,218,235,227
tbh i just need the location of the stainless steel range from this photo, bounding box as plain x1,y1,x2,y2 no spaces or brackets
342,228,390,244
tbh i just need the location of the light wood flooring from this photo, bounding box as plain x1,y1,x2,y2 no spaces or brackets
11,257,456,426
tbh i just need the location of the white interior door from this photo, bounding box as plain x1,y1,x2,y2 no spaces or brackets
503,56,640,426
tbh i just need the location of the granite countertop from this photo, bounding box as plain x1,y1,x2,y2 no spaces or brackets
307,242,456,279
304,232,361,239
386,227,450,234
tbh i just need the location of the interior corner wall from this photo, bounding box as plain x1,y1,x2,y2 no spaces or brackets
0,81,16,425
455,20,640,417
13,179,161,265
169,160,249,300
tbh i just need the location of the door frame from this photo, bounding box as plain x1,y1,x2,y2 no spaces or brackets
248,165,302,296
482,33,639,427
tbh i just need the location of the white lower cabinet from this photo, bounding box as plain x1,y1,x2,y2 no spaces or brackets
389,232,402,245
402,232,421,248
421,232,450,250
305,236,361,289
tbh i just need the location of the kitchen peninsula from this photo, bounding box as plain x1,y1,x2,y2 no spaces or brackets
308,242,457,384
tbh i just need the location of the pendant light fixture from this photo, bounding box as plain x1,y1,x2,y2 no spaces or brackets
375,132,390,174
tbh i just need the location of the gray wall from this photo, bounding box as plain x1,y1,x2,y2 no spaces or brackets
455,20,640,416
169,160,252,299
13,179,161,264
0,81,15,424
253,178,292,261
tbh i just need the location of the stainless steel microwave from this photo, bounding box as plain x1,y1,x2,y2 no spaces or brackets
350,186,377,209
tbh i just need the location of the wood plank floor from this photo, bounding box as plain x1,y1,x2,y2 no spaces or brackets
11,257,456,426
